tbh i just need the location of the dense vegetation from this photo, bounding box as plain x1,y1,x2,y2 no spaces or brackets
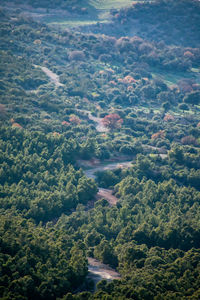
0,213,88,299
83,0,200,47
0,126,98,222
0,0,90,13
0,0,200,299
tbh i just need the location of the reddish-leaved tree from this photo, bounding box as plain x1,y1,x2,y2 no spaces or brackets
62,121,70,126
163,114,175,122
151,130,165,140
181,136,197,146
69,115,81,125
102,113,123,130
12,122,23,129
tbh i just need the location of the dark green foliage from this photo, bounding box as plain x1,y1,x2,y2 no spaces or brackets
0,2,200,299
184,91,200,106
178,103,189,112
109,0,200,47
0,214,88,300
0,0,90,12
0,126,97,222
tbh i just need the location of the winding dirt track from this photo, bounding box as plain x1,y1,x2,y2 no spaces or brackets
41,66,64,86
88,257,120,284
87,112,108,132
84,160,133,179
84,160,133,205
97,188,118,205
34,65,63,87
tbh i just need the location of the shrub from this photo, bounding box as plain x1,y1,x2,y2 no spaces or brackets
181,136,198,146
68,50,85,61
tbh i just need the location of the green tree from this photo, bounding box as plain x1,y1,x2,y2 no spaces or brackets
184,91,200,106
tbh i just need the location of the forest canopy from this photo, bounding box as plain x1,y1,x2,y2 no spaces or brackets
0,0,200,299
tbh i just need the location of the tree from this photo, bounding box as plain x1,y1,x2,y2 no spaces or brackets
141,85,156,99
168,146,184,164
181,136,197,146
68,50,85,61
84,229,102,247
77,177,98,204
102,114,123,130
151,130,165,140
80,138,96,160
94,240,118,267
163,114,174,122
184,91,200,106
178,103,189,112
69,115,81,125
70,242,88,284
162,101,171,112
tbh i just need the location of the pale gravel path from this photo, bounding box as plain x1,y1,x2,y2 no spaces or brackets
87,112,108,132
88,257,120,283
97,188,118,205
84,160,133,179
41,66,64,87
34,65,63,87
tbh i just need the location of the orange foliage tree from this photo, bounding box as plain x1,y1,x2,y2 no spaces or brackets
69,115,81,125
163,114,175,122
12,123,23,129
151,130,165,140
62,121,70,126
102,113,123,130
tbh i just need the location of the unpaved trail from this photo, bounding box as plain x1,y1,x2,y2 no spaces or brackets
143,144,168,154
88,257,120,284
84,160,133,205
97,188,118,205
84,160,133,179
87,112,108,132
76,109,108,132
34,65,63,86
159,153,168,159
41,66,64,86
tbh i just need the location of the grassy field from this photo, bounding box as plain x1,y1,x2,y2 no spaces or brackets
152,68,200,87
28,0,150,28
45,0,136,27
49,19,109,28
89,0,133,10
